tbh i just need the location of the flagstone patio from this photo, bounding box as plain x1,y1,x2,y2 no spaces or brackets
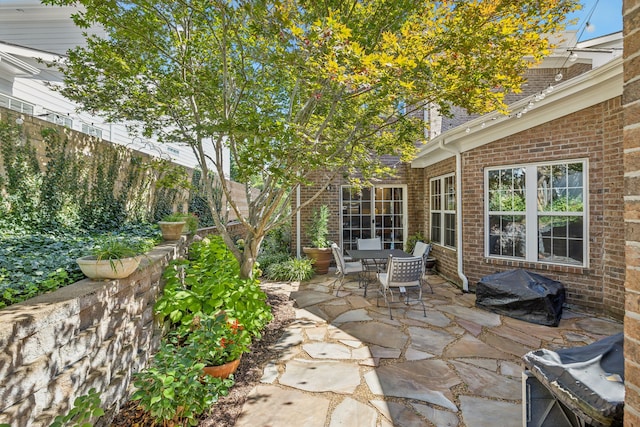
235,272,623,427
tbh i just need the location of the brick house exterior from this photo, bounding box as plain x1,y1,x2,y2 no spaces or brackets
623,0,640,423
294,32,627,321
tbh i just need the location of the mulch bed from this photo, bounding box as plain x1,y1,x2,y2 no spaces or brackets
110,289,295,426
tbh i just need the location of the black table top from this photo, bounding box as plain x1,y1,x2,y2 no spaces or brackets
347,249,413,260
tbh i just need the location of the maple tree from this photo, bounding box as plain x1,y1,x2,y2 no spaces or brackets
44,0,579,277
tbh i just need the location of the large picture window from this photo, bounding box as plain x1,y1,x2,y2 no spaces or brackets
486,160,586,266
430,174,456,248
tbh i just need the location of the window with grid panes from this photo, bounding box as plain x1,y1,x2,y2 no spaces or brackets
430,174,456,248
486,160,586,266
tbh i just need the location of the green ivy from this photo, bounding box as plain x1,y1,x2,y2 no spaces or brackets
0,226,159,308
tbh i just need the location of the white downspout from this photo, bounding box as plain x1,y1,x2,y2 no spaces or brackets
437,140,469,292
296,184,301,258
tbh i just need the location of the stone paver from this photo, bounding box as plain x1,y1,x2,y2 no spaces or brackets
330,397,377,427
411,402,460,427
235,385,330,427
370,400,428,427
332,308,373,324
279,359,361,393
336,321,408,349
459,396,521,427
365,360,460,410
451,360,521,400
443,333,506,359
407,326,456,355
235,273,622,427
303,341,352,359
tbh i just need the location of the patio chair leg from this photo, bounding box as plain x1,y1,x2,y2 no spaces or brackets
422,276,433,294
334,276,345,296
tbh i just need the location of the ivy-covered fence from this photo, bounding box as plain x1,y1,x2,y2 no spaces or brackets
0,109,191,234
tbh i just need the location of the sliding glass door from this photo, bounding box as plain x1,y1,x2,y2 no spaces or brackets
341,186,407,251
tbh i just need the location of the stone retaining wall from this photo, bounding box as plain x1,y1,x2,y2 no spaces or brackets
0,240,186,426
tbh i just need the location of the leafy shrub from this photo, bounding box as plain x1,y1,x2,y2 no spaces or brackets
257,251,291,274
265,257,315,282
155,235,273,338
49,388,104,427
261,222,291,255
404,231,425,253
131,342,233,426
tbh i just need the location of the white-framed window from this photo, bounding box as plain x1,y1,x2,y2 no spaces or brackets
44,112,73,128
430,174,456,248
485,160,587,267
82,123,103,138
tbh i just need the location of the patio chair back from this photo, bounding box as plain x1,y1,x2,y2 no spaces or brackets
331,243,364,296
377,255,426,319
331,243,347,274
382,255,423,290
357,237,382,250
412,241,431,259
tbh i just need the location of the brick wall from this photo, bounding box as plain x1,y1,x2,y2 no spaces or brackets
0,240,186,426
421,157,459,283
623,0,640,424
458,98,625,319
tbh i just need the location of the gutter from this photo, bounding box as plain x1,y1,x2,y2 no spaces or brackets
437,140,469,292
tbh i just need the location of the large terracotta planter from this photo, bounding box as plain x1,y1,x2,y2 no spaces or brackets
76,255,142,280
203,358,241,379
158,221,186,240
303,247,333,275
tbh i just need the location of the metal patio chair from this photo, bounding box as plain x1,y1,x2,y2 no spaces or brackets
412,241,434,293
377,255,426,320
357,236,386,272
331,243,364,296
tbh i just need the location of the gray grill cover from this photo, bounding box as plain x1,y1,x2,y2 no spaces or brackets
523,333,624,427
475,269,565,326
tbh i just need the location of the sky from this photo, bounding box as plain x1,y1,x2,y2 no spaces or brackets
566,0,623,41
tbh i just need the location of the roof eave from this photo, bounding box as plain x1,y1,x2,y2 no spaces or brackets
412,56,623,169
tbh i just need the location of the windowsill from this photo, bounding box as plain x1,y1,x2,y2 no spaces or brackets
483,257,587,275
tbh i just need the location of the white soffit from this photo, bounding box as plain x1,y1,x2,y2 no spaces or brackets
0,51,40,76
412,56,623,168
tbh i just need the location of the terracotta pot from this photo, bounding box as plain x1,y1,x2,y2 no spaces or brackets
76,255,141,280
203,357,241,379
302,247,333,275
158,221,186,240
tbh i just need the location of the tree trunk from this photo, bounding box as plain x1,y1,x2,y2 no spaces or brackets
239,236,262,279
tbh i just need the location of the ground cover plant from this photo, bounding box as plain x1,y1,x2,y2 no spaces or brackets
0,117,210,308
0,224,159,308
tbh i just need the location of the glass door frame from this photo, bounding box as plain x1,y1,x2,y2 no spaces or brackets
340,184,408,252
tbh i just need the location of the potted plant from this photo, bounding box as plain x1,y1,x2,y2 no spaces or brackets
181,212,200,235
302,205,333,274
158,213,187,240
182,313,252,379
76,238,146,280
